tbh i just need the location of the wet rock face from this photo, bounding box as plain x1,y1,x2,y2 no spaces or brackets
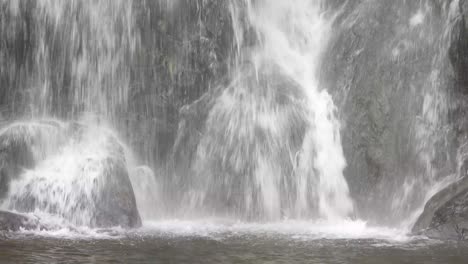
413,177,468,240
0,0,234,164
128,0,234,164
321,0,468,224
0,135,34,198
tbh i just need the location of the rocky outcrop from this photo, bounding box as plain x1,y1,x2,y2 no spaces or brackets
321,0,468,224
413,177,468,240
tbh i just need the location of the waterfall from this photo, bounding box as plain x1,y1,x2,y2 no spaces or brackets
2,0,466,240
20,0,136,119
172,0,353,221
0,0,148,228
0,0,355,228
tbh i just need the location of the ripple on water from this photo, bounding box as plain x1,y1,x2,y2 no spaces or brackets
5,218,418,243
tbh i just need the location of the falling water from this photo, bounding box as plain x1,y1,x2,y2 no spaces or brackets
172,0,353,221
0,117,142,228
1,0,466,245
0,0,355,228
242,0,354,221
0,0,147,228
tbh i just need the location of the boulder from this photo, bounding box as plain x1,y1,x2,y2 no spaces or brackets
90,133,142,228
0,210,39,231
4,122,142,229
320,0,468,224
412,177,468,240
92,155,142,228
0,121,65,198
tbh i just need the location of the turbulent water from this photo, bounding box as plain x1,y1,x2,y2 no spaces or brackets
2,0,468,262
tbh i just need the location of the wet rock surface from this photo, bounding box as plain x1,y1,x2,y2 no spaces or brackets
413,177,468,240
1,121,142,229
92,147,142,228
0,210,38,231
322,0,468,224
0,0,234,164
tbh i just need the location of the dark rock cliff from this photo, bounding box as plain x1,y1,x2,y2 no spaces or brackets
322,0,468,225
0,0,234,166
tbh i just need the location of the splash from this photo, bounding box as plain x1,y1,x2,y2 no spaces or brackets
0,117,141,228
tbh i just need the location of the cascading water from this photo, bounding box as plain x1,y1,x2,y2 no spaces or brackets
6,1,468,262
24,0,136,119
0,0,152,229
0,0,358,232
1,0,467,244
0,118,140,227
171,0,354,222
245,0,355,221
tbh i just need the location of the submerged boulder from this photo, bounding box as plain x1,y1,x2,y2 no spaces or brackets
0,210,39,231
412,177,468,240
